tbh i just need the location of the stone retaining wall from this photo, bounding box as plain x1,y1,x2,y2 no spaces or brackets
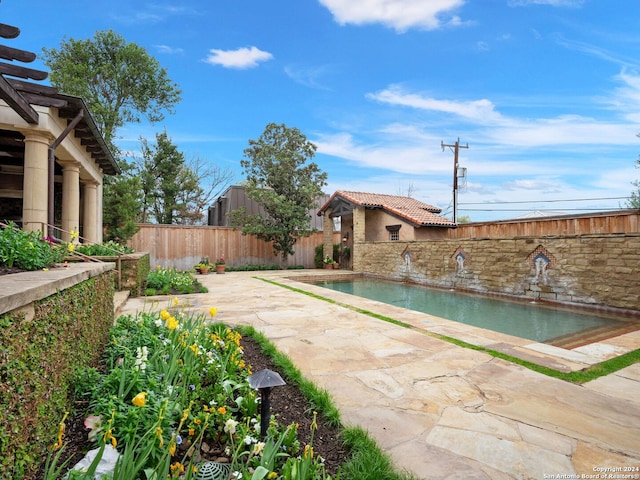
353,233,640,312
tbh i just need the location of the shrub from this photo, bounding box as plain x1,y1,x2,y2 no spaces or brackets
144,266,207,295
0,221,65,270
75,241,135,256
226,263,281,272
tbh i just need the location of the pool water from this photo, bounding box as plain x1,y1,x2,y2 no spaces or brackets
313,278,635,345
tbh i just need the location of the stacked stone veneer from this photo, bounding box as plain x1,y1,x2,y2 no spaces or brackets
353,233,640,312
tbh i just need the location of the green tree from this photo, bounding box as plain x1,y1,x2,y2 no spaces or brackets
230,123,328,261
139,131,196,224
42,30,182,242
138,131,233,224
42,29,181,145
103,161,142,243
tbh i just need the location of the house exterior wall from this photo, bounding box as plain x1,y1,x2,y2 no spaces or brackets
353,234,640,312
209,185,329,231
364,209,415,241
0,103,107,243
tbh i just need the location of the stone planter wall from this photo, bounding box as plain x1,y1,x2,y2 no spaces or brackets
76,252,150,297
353,233,640,312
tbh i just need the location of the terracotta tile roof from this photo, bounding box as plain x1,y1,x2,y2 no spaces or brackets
318,190,456,228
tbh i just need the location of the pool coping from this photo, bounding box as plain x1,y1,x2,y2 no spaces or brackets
275,270,640,372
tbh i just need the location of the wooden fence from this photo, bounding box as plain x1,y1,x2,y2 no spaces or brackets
129,210,639,270
128,224,339,270
450,210,639,238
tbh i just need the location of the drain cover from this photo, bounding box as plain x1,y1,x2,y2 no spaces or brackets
195,461,231,480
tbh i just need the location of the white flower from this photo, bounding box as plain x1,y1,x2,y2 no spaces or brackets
224,419,238,435
243,435,258,445
253,442,265,455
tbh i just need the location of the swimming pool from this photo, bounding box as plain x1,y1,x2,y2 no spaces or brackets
312,278,638,346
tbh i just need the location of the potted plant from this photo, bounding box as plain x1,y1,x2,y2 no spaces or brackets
323,255,334,270
195,256,212,274
215,257,226,274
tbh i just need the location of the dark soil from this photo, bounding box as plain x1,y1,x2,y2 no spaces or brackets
36,336,348,478
0,265,26,275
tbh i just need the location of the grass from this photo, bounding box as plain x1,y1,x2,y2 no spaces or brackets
257,277,640,385
237,325,417,480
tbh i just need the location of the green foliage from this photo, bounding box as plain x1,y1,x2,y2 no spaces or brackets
230,123,328,261
75,241,135,256
46,308,334,479
0,273,115,480
43,29,182,242
0,222,65,270
144,266,206,295
103,164,143,244
629,186,640,209
339,428,415,480
314,245,324,268
139,130,204,225
226,263,282,272
42,29,181,145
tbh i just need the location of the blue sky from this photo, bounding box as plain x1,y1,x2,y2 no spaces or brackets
4,0,640,221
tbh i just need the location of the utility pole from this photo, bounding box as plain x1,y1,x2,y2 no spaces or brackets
441,138,468,223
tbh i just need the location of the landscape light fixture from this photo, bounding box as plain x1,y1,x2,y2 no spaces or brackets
248,368,286,439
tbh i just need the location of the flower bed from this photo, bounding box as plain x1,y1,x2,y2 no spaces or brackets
45,301,334,479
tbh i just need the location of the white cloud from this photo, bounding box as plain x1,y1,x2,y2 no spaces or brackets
314,132,448,174
154,45,184,55
204,46,273,69
368,85,505,124
112,4,199,25
508,0,585,6
284,64,333,90
367,82,640,148
610,69,640,122
553,35,640,69
318,0,466,32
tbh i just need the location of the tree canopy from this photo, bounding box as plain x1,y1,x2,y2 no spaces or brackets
137,131,233,225
230,123,328,261
42,30,186,241
42,29,181,146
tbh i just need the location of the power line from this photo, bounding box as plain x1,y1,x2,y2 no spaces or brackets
460,196,628,206
460,207,629,212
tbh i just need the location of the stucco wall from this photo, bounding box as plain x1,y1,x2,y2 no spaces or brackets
353,233,640,312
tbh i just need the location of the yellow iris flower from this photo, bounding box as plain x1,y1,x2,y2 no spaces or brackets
166,316,179,330
132,391,147,407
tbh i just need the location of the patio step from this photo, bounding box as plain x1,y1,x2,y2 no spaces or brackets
113,290,130,319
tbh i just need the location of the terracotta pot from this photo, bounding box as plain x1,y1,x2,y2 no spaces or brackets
200,267,210,275
324,263,333,269
216,264,226,274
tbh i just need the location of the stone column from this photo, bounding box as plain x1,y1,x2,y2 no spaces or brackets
352,206,366,272
323,207,334,261
83,181,99,244
60,161,80,242
21,131,52,234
